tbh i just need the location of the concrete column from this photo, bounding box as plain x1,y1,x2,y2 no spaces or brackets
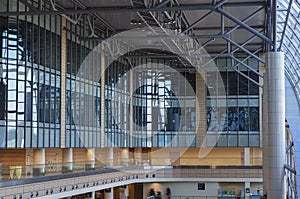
33,149,45,176
244,147,250,166
106,148,114,166
124,185,129,199
134,148,142,166
263,52,286,198
62,148,73,172
195,71,207,147
86,148,95,170
91,191,95,199
120,148,129,166
60,17,67,148
104,188,113,199
245,181,251,199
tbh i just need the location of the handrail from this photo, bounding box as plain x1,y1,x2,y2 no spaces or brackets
0,159,263,185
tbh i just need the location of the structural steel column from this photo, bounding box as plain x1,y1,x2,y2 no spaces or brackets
263,52,286,198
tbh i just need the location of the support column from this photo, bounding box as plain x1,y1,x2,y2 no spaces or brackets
263,52,286,198
106,148,114,166
62,148,73,172
91,191,95,199
60,17,67,148
100,41,105,147
120,148,129,166
134,148,142,166
129,67,133,147
245,181,251,199
104,188,113,199
33,149,45,176
196,71,207,147
124,185,129,199
244,147,250,166
86,148,95,170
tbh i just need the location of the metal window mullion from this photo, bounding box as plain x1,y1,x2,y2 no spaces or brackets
44,3,49,148
30,9,34,148
36,0,40,148
4,12,8,148
24,6,28,148
15,2,20,148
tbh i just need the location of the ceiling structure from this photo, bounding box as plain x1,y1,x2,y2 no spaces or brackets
2,0,300,100
277,0,300,105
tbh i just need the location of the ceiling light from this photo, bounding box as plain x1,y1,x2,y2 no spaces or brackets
130,19,142,25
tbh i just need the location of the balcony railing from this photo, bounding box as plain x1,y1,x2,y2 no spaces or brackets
0,157,262,183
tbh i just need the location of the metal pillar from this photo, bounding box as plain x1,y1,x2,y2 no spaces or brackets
263,52,286,198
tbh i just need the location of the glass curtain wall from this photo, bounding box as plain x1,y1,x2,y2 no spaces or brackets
0,0,61,148
65,19,101,148
206,57,260,147
130,58,196,148
277,0,300,104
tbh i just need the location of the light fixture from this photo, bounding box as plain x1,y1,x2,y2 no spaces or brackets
130,19,142,25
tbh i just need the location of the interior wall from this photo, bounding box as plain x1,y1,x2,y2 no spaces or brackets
73,148,87,163
143,182,219,198
0,149,25,166
149,147,262,166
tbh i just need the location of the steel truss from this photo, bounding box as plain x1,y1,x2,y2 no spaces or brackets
285,121,298,199
0,0,279,86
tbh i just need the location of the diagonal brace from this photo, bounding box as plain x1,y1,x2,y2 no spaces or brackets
216,7,273,45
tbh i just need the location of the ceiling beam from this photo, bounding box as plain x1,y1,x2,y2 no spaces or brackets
0,2,266,16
